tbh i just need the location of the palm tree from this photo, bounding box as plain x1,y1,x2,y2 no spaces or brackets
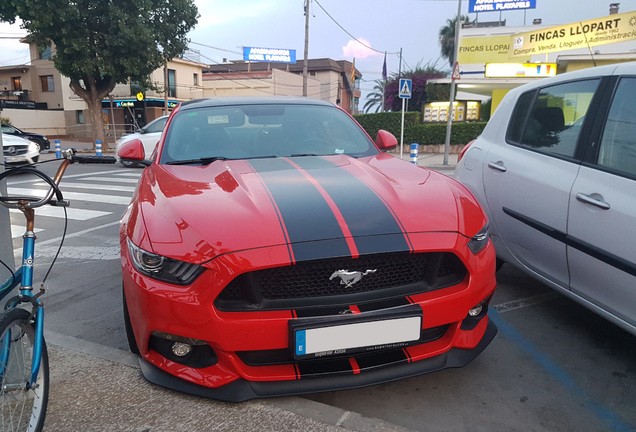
439,15,471,68
363,79,387,113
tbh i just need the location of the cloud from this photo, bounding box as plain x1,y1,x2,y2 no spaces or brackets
195,0,277,28
342,38,379,59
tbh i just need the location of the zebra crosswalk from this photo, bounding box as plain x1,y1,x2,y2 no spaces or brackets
9,169,141,239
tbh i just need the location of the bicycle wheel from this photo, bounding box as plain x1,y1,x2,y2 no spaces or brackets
0,308,49,432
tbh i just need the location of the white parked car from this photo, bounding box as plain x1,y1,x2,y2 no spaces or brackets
2,133,39,165
455,62,636,336
115,115,168,167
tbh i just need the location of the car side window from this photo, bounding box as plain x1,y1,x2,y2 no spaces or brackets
145,117,168,134
597,77,636,178
509,79,600,158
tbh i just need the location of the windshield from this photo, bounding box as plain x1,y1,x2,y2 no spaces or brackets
159,104,378,164
141,116,168,134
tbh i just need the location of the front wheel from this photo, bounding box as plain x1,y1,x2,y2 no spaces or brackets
0,308,49,432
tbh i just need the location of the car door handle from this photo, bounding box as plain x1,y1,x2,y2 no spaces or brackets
576,193,611,210
487,161,507,172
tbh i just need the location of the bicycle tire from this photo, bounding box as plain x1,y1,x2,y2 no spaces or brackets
0,308,49,432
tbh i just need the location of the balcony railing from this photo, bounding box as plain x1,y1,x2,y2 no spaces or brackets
0,90,31,101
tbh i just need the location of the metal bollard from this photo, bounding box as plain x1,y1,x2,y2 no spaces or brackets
55,139,61,159
96,140,102,156
410,143,419,165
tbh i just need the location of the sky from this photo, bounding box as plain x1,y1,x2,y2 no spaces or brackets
1,0,636,105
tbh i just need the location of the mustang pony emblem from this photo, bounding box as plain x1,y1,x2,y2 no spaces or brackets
329,269,377,287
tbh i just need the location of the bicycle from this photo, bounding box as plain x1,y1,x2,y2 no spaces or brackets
0,149,116,431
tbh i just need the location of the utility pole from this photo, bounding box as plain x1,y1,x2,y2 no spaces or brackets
443,0,462,166
303,0,310,97
164,63,169,116
0,120,13,281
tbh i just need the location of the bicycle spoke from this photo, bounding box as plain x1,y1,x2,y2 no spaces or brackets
0,310,48,432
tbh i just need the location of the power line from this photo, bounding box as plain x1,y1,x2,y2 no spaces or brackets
312,0,400,55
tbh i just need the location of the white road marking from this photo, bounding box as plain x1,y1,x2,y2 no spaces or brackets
53,181,136,192
10,206,111,221
11,226,44,238
78,177,140,184
12,221,121,253
7,187,131,205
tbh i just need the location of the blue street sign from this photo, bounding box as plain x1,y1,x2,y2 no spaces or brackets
399,78,412,99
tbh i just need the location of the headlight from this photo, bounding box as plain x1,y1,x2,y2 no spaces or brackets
127,239,204,285
28,142,38,152
467,223,489,255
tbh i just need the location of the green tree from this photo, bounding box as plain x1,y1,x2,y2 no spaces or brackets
363,79,387,113
0,0,198,149
438,15,470,68
384,60,447,112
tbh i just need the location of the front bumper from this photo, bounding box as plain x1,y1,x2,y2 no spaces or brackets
4,150,38,164
121,230,498,401
139,319,497,402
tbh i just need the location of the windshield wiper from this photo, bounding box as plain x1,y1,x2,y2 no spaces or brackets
290,153,321,157
166,156,230,166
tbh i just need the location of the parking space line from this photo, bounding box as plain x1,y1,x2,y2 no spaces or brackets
493,292,560,313
489,310,633,432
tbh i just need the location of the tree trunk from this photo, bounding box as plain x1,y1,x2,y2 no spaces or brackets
69,77,116,150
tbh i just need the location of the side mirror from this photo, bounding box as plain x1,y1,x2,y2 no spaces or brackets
375,129,398,150
118,138,152,166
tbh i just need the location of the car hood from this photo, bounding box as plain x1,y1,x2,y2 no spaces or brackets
130,154,486,263
2,133,32,147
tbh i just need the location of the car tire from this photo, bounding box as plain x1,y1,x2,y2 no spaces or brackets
120,159,138,168
122,284,140,354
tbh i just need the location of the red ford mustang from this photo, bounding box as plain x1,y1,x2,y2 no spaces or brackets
117,97,497,402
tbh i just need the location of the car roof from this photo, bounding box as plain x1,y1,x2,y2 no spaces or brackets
178,96,335,111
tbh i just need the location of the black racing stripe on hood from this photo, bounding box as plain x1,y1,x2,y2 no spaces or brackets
249,158,351,261
292,157,411,255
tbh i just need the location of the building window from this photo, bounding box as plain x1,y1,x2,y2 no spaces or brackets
39,45,52,60
40,75,55,92
77,110,84,124
193,73,198,86
11,77,22,91
168,69,176,97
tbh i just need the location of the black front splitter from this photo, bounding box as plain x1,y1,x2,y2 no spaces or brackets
138,318,497,403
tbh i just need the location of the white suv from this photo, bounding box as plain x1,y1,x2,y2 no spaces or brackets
455,62,636,336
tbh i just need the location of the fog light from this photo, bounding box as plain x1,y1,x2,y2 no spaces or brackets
469,304,484,317
171,342,193,357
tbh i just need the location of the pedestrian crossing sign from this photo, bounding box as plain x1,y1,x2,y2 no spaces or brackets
399,79,412,99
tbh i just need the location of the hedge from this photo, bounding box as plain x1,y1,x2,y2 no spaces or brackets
353,112,419,140
353,112,486,146
405,122,487,145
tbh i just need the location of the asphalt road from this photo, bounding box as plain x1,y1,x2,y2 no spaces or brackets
5,157,636,432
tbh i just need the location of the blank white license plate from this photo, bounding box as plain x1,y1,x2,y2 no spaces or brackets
294,315,422,358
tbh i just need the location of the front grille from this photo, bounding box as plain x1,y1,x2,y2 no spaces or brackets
3,146,28,156
214,252,466,311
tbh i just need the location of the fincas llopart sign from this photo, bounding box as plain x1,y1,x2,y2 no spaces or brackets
511,10,636,57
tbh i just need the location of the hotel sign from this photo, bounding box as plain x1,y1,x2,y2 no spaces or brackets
243,47,296,63
511,10,636,57
469,0,536,13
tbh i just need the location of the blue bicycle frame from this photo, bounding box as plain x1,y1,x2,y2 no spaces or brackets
0,228,45,387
